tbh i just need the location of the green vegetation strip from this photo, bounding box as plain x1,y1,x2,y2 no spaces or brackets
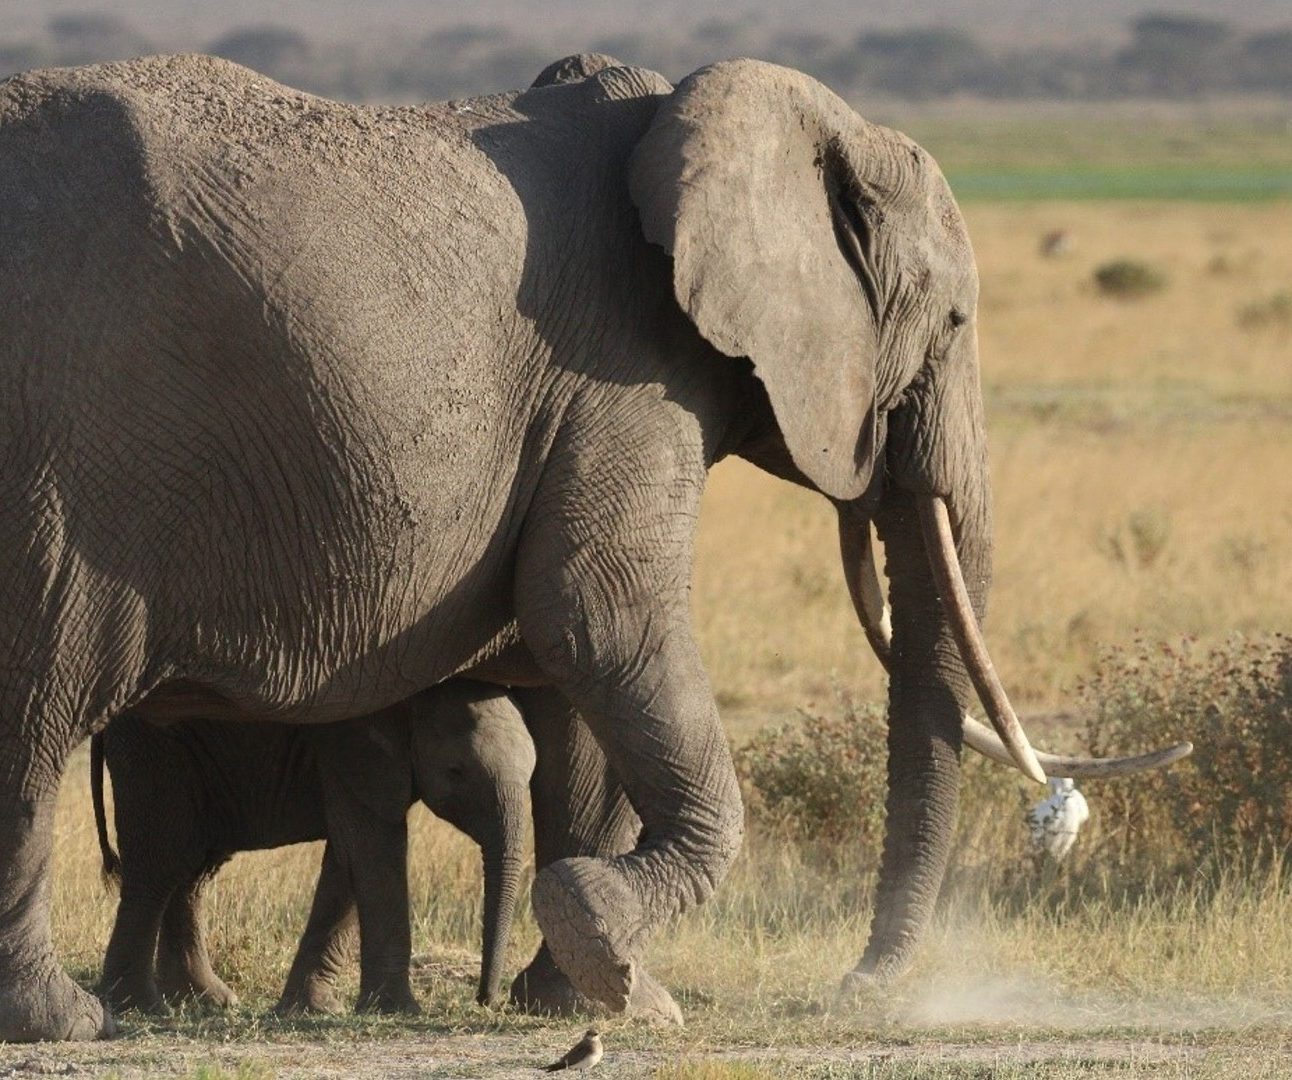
947,165,1292,201
984,382,1292,428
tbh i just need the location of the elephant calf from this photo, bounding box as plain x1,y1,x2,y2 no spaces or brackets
92,680,534,1015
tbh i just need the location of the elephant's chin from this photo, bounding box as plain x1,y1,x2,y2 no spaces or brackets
531,858,645,1012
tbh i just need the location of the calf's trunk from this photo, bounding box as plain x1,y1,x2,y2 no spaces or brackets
477,785,527,1006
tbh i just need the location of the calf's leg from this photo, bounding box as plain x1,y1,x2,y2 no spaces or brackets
155,873,238,1008
277,843,357,1015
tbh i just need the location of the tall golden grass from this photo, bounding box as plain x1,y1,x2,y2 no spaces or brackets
698,201,1292,726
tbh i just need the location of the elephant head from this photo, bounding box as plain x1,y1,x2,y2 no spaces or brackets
629,60,1188,982
411,681,536,1006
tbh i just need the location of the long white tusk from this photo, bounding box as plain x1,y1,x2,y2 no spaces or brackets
917,497,1046,784
844,509,1194,780
839,515,893,665
962,716,1192,778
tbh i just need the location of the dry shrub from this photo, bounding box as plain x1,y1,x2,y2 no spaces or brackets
732,638,1292,909
1079,634,1292,872
734,695,1024,869
1093,257,1168,298
1096,507,1173,569
1236,290,1292,332
735,699,888,852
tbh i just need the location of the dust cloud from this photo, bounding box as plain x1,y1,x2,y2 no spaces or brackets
897,961,1287,1032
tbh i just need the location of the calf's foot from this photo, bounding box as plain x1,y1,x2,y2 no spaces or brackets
356,981,421,1016
275,976,345,1017
99,969,168,1017
156,968,238,1010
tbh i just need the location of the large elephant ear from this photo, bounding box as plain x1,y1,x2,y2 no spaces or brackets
629,60,881,500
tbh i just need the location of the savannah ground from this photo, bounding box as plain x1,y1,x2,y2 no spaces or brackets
6,122,1292,1076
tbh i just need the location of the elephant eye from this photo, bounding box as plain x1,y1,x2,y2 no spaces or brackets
949,307,969,328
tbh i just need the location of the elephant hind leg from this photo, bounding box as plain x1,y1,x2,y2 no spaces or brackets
276,843,356,1016
99,879,176,1015
0,788,117,1040
0,690,117,1038
155,870,238,1009
0,514,149,1039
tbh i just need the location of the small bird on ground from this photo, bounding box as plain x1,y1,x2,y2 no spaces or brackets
1027,776,1090,860
542,1028,603,1072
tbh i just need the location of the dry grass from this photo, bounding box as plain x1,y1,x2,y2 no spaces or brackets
22,199,1292,1074
698,200,1292,726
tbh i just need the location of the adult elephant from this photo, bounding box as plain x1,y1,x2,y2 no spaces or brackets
0,53,1187,1040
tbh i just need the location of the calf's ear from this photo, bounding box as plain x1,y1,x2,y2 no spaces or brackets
313,713,413,824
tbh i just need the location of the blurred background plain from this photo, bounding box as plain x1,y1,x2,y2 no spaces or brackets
2,0,1290,106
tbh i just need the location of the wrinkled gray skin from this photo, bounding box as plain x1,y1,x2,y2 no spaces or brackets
1,46,996,1039
93,681,534,1015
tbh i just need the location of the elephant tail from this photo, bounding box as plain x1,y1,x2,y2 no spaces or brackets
90,732,122,887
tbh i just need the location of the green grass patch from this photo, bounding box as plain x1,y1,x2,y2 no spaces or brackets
946,165,1292,201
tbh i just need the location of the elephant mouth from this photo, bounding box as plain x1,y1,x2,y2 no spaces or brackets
844,494,1193,781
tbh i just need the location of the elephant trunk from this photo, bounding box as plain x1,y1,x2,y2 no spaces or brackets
840,478,993,981
477,783,528,1007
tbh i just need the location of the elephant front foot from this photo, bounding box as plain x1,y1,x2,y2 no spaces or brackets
629,967,684,1027
2,964,118,1041
509,942,590,1017
511,943,683,1026
532,858,651,1014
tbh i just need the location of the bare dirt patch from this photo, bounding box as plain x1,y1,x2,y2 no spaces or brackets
1,1029,1287,1080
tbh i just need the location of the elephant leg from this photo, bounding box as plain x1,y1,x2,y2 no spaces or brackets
515,443,744,1013
322,790,418,1015
510,687,681,1025
276,842,357,1016
155,873,238,1008
100,879,177,1015
0,784,115,1041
